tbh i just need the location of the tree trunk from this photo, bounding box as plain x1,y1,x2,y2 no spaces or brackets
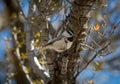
53,0,97,84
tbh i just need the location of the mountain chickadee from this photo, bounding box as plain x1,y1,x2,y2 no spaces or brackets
39,28,74,52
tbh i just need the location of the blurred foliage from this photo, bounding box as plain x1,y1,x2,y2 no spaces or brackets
0,0,120,84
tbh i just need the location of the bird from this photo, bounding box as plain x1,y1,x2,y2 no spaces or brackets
62,27,74,37
39,28,74,53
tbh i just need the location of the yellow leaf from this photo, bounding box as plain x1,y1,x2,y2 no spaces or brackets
92,24,100,31
38,57,44,62
21,53,27,59
34,32,41,38
18,42,24,48
20,32,25,37
93,67,100,73
35,39,39,43
93,62,103,72
95,62,103,68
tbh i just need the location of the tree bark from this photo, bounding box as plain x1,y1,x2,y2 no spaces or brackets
53,0,98,84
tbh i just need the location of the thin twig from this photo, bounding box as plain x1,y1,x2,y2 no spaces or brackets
25,2,49,83
15,0,26,18
74,42,111,78
110,19,120,36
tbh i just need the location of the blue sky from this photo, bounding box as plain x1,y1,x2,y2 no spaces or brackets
0,28,12,62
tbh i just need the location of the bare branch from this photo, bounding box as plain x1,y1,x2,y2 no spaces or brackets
25,20,50,83
74,42,111,78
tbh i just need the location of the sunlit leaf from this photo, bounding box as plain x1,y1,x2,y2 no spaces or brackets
18,42,24,48
95,62,103,67
92,24,100,31
35,39,39,43
38,57,44,62
20,32,25,37
21,53,27,59
93,62,103,72
93,67,100,72
34,32,41,38
38,57,47,65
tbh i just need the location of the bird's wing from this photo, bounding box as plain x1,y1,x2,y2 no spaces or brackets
42,36,64,47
